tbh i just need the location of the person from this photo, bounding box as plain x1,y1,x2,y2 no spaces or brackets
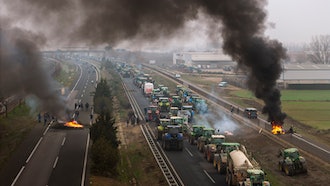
37,113,41,123
43,112,48,126
288,126,294,134
136,117,140,125
230,105,234,113
126,118,129,127
131,115,136,125
85,102,89,111
74,103,78,110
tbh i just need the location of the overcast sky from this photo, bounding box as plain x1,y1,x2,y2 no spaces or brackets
265,0,330,44
1,0,329,50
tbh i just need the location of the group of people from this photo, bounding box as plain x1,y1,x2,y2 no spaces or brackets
37,112,56,125
126,111,140,126
74,102,90,111
230,105,239,114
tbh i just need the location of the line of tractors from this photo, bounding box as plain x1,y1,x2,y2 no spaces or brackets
117,63,308,185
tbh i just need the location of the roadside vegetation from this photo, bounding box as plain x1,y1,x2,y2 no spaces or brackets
90,61,166,186
90,78,120,177
0,105,35,169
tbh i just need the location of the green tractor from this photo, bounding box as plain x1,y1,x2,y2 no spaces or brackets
188,125,205,145
171,95,182,109
197,128,215,152
242,169,270,186
213,142,241,174
157,119,171,140
278,148,307,176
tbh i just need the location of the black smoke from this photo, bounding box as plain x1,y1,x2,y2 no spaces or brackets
1,0,287,123
0,27,66,117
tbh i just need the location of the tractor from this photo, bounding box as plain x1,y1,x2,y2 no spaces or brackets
188,125,205,145
213,142,241,174
197,128,215,152
158,97,171,118
278,148,307,176
157,118,171,140
171,95,182,109
161,125,184,151
144,105,159,122
203,134,226,162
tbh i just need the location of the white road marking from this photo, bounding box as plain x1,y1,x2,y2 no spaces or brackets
26,137,43,164
203,169,215,184
11,166,25,186
293,134,330,154
61,137,66,146
185,147,194,157
81,133,90,186
53,156,59,169
43,125,50,136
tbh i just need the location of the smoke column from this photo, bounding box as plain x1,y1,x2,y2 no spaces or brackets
0,27,66,117
1,0,287,123
198,0,287,123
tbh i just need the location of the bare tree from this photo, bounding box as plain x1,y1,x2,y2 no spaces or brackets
308,35,330,64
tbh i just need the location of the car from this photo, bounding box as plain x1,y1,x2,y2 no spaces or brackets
175,74,181,78
218,81,228,87
244,107,258,119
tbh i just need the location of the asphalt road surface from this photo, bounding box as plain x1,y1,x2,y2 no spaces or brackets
122,77,227,185
0,58,97,186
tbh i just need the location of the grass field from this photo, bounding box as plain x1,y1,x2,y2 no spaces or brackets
231,90,330,130
0,105,35,169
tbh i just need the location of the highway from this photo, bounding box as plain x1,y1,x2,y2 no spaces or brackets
0,58,97,186
148,64,330,165
122,77,227,185
123,65,330,185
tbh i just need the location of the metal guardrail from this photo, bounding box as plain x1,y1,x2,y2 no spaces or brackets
121,77,184,186
144,64,330,169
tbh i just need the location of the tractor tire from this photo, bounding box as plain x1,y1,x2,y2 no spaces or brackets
220,163,226,174
226,174,232,186
213,160,217,169
162,141,165,150
207,153,211,162
284,165,293,176
278,162,283,172
302,162,308,173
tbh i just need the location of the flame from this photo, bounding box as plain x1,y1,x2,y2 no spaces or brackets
271,121,285,135
65,120,83,128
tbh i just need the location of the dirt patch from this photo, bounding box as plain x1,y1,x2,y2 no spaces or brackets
225,122,330,186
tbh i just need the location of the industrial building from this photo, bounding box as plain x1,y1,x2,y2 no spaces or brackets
173,52,234,68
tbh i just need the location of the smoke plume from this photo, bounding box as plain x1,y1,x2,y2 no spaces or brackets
0,27,66,117
1,0,287,123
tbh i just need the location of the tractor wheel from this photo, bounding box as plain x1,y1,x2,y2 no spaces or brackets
278,162,283,171
189,138,193,145
302,162,308,173
207,153,211,162
284,165,293,176
220,163,226,174
226,173,232,186
162,141,165,150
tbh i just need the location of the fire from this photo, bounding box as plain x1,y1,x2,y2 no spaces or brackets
65,120,83,128
271,121,285,135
